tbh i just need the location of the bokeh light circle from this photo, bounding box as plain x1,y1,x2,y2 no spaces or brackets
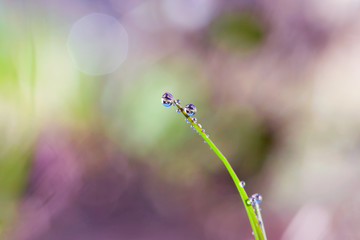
67,13,128,76
162,0,216,31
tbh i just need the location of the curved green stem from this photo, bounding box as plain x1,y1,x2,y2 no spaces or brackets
174,102,266,240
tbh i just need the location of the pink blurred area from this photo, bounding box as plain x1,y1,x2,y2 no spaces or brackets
1,0,360,239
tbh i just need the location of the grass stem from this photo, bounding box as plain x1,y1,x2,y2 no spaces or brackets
173,101,266,240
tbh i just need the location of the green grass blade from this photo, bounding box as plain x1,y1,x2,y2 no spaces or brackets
174,102,266,240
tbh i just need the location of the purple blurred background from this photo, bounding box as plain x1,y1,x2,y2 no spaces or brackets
1,0,360,239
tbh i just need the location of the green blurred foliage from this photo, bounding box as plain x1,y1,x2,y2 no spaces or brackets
210,11,266,51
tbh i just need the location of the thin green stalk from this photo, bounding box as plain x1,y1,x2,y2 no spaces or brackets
255,203,267,240
173,101,266,240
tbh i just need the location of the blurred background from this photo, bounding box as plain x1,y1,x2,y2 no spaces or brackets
1,0,360,239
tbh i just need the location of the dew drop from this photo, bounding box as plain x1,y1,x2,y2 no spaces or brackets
176,108,182,113
206,134,209,138
201,129,206,133
198,123,202,129
184,104,196,116
204,140,207,143
185,118,190,124
240,181,245,187
248,197,256,206
246,199,252,206
192,117,197,123
252,193,263,204
191,125,194,129
161,92,174,107
175,99,180,104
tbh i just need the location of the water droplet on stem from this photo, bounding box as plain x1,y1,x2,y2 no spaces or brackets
184,104,196,116
161,92,174,107
252,193,263,204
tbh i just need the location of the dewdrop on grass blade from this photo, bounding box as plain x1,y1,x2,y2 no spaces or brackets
161,92,267,240
184,104,196,116
161,92,174,107
250,197,256,206
252,193,263,204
